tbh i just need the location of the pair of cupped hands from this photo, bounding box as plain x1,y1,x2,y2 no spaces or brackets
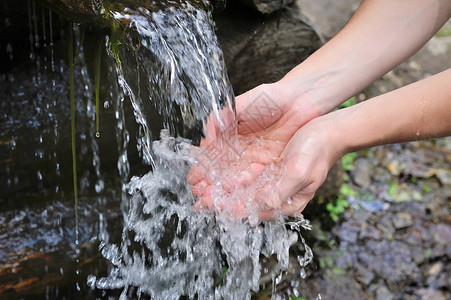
187,82,340,221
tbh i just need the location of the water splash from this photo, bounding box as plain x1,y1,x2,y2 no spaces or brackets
88,2,313,298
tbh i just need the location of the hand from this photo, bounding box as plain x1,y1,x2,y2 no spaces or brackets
187,82,323,220
258,115,342,219
235,82,320,143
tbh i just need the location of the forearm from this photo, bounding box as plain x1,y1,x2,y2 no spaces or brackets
279,0,451,116
328,69,451,157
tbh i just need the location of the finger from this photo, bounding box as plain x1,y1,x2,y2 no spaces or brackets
280,199,309,217
192,179,208,198
187,164,204,185
194,186,214,212
258,208,278,221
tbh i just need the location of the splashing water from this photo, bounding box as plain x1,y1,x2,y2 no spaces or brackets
87,1,313,298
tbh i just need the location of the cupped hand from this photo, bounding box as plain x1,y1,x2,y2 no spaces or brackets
235,82,320,142
187,82,327,220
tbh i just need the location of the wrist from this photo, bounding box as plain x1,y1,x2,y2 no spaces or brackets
314,111,350,167
276,67,354,119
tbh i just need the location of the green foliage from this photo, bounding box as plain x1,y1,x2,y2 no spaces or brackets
341,152,357,171
327,184,356,222
326,197,349,222
422,184,431,194
290,295,307,300
423,248,433,259
332,267,346,275
319,255,335,268
340,183,358,197
436,27,451,37
338,96,357,109
387,182,398,197
317,232,336,248
107,22,125,65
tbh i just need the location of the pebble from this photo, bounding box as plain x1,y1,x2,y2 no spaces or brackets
427,262,442,277
435,223,451,243
392,212,413,229
375,285,394,300
352,158,372,187
355,265,374,285
414,288,446,300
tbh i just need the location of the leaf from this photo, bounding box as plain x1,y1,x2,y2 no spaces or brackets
338,97,357,109
341,152,357,171
332,267,346,275
339,184,357,197
387,182,398,197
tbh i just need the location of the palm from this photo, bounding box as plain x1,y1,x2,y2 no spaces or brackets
236,83,317,142
188,83,319,219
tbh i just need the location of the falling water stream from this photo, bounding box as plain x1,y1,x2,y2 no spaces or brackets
0,0,314,298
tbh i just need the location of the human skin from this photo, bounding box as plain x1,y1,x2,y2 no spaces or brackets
187,0,451,219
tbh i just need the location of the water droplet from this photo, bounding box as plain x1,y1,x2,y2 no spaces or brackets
87,275,96,287
300,268,306,278
11,138,16,150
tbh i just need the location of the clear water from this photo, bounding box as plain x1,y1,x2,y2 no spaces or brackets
87,2,313,299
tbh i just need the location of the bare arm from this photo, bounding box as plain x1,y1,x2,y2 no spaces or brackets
271,69,451,219
329,68,451,156
279,0,451,116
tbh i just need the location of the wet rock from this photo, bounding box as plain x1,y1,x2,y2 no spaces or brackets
435,223,451,243
430,269,451,290
427,262,443,277
334,250,353,270
319,272,367,299
352,158,372,187
360,241,421,283
392,212,413,230
432,244,447,259
354,265,374,285
414,288,447,300
359,224,382,240
374,285,394,300
410,246,426,265
335,222,360,244
376,215,395,240
370,165,392,183
434,169,451,185
360,199,390,212
386,160,403,176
